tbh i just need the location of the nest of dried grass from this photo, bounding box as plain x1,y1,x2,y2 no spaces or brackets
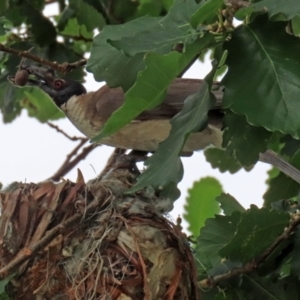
0,152,199,300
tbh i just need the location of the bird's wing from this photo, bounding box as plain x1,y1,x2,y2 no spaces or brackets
93,78,223,122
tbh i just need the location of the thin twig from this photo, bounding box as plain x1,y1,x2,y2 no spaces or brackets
46,122,87,141
0,43,87,73
48,142,97,181
199,211,300,288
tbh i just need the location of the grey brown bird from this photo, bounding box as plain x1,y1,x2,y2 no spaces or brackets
9,65,224,153
8,65,300,184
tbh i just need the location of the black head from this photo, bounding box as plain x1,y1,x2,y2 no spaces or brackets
8,65,87,107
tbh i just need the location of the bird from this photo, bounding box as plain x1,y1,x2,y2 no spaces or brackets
9,65,224,153
8,65,300,184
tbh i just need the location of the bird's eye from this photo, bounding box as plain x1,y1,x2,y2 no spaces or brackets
53,79,64,90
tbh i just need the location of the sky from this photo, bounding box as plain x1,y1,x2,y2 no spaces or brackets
0,3,270,230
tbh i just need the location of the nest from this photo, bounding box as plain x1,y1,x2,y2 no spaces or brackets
0,152,199,300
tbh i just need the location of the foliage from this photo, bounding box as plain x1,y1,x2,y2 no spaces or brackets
1,0,300,298
184,177,222,237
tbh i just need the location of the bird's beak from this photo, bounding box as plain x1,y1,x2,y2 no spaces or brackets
8,65,62,98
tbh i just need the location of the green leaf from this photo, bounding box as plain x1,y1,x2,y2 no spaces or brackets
3,5,25,26
195,212,241,270
0,0,8,14
22,88,64,122
264,150,300,206
238,0,300,21
204,148,243,174
22,4,56,46
0,82,22,123
87,22,146,90
0,273,14,294
92,34,215,142
72,0,104,31
291,15,300,36
126,61,216,195
58,0,105,31
108,17,195,56
190,0,223,28
106,0,140,22
0,17,11,36
281,135,300,158
134,0,164,18
161,0,174,11
59,18,92,39
219,206,290,263
223,16,300,139
240,274,298,300
0,291,10,300
216,193,245,216
184,177,222,236
222,112,272,167
109,0,200,56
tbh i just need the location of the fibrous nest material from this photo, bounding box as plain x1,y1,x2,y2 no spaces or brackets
0,151,199,300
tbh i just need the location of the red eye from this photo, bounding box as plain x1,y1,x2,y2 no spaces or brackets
53,79,64,89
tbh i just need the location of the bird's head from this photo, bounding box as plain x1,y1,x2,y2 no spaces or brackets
8,65,87,107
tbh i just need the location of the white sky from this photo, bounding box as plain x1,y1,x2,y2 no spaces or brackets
0,4,270,231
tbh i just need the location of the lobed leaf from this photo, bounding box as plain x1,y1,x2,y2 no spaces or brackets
219,206,290,263
195,212,241,270
204,148,244,174
222,112,272,167
237,0,300,21
184,177,222,237
109,0,202,56
216,193,245,216
87,20,146,90
223,16,300,139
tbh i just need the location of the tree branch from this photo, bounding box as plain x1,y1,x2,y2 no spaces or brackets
199,211,300,288
46,122,87,141
0,44,86,73
259,150,300,185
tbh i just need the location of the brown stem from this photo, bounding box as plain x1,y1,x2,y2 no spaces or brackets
199,211,300,288
0,44,87,73
46,122,87,141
